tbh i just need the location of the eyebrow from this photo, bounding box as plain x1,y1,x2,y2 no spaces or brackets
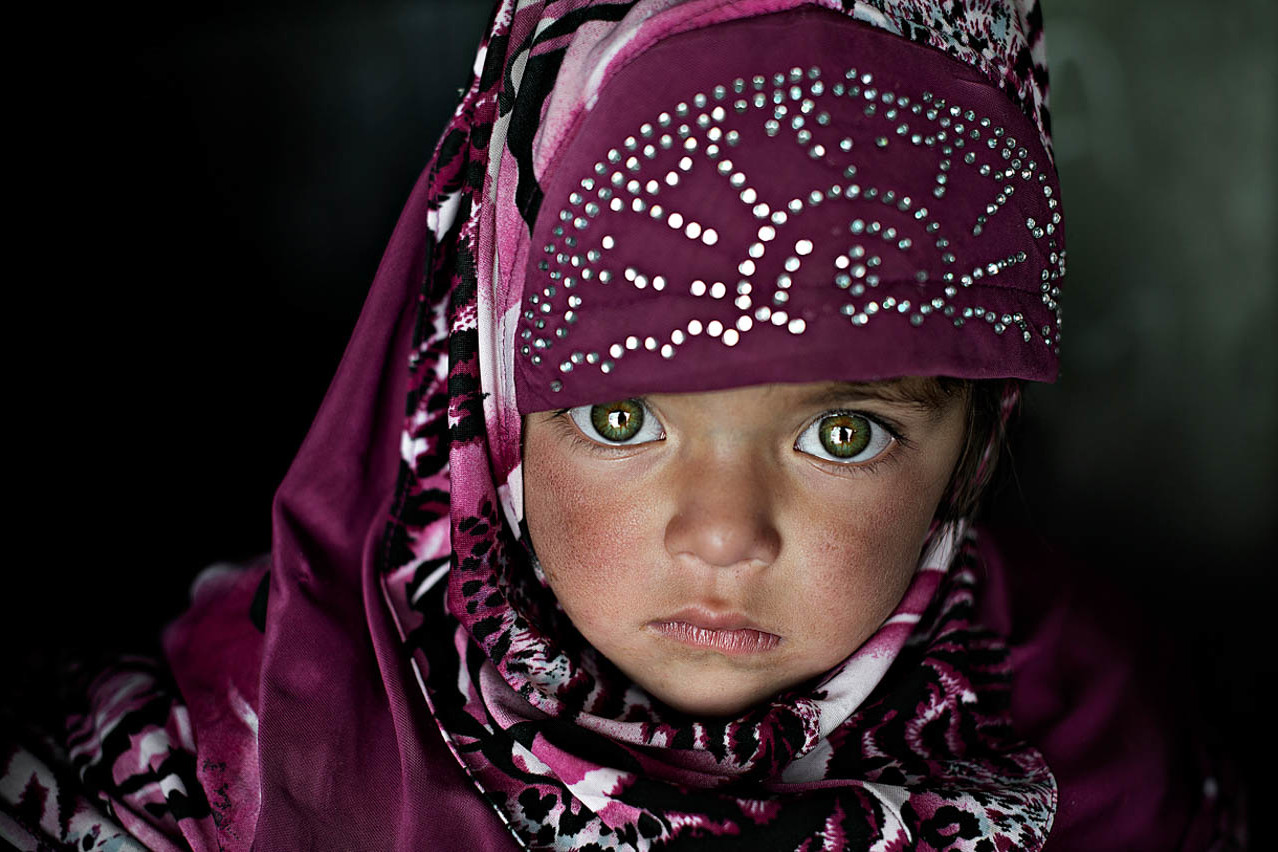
795,379,960,415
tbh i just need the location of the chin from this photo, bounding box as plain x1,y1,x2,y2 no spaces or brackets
649,682,773,718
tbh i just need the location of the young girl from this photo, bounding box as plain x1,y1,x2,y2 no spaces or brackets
1,0,1241,849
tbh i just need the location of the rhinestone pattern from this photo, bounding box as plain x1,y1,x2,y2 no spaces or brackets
521,64,1065,389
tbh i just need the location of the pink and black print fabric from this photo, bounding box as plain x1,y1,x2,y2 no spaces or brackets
3,2,1075,850
378,0,1058,848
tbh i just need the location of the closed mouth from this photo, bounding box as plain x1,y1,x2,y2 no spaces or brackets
648,618,782,655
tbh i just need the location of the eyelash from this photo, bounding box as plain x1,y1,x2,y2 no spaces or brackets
549,407,655,456
550,403,914,469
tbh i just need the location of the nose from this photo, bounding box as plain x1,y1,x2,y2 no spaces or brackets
663,452,782,569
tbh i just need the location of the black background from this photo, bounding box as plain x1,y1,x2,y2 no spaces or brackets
8,0,1275,833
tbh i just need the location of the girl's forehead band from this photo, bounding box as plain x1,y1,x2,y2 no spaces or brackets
516,12,1064,413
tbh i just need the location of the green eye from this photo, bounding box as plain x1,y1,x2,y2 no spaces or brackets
588,400,645,442
818,414,872,458
797,410,892,464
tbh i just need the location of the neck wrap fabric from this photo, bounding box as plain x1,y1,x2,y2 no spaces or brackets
373,3,1058,847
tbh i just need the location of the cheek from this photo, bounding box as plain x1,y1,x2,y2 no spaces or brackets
523,432,659,628
789,461,954,646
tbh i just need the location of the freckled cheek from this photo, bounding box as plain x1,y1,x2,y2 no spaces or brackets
524,444,663,629
788,471,942,643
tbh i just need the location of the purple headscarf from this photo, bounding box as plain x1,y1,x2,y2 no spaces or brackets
4,2,1082,850
370,1,1058,848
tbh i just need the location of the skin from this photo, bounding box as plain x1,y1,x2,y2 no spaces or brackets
523,378,968,716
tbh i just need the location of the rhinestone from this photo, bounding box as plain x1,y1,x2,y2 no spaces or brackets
749,242,765,258
707,320,724,337
784,256,801,272
702,229,719,246
653,276,666,291
660,344,675,359
738,260,756,276
770,210,788,226
688,319,704,336
795,239,813,255
685,222,702,239
667,212,684,229
722,328,740,346
737,316,753,332
690,279,707,296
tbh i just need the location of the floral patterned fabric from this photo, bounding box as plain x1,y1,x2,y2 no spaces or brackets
376,0,1059,848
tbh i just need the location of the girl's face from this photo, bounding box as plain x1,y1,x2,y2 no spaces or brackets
523,378,968,716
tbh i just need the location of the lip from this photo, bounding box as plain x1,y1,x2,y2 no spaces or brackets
648,607,781,655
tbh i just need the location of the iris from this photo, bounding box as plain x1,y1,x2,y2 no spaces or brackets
590,400,645,442
818,413,871,458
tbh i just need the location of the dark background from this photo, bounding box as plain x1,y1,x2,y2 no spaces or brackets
9,0,1275,831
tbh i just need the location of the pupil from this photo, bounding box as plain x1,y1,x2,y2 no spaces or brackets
609,411,630,430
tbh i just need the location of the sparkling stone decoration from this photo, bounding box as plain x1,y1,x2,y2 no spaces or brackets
522,63,1064,392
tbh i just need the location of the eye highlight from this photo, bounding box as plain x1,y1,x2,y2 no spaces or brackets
568,399,665,446
795,411,894,464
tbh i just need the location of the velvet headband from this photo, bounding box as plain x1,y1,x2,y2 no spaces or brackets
515,7,1064,413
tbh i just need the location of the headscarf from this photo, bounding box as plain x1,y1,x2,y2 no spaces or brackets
370,0,1058,848
17,2,1066,850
